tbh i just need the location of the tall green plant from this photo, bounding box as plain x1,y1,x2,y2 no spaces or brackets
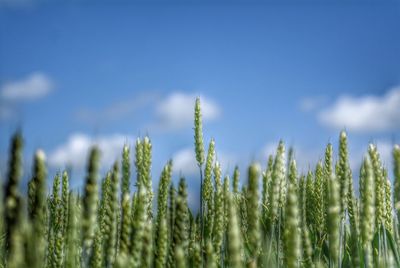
82,146,100,259
4,132,23,259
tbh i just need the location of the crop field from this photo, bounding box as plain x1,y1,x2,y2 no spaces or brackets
0,98,400,268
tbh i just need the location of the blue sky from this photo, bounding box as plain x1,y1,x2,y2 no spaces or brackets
1,0,400,201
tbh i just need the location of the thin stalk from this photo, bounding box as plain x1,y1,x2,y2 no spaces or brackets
277,208,281,268
382,225,388,267
338,216,345,268
378,226,381,266
265,223,276,264
199,166,204,266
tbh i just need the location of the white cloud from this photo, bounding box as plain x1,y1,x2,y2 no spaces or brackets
155,92,221,130
48,133,133,171
318,87,400,132
1,72,53,101
172,148,198,176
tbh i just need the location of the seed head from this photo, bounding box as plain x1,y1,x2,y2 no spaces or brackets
284,180,301,268
194,97,205,167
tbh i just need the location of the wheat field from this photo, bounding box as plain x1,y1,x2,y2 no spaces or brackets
1,97,400,268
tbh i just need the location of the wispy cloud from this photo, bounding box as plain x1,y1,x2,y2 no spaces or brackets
299,96,326,112
0,105,16,120
1,72,54,101
153,92,221,131
172,148,198,176
317,87,400,132
48,133,134,172
75,91,220,132
75,92,160,125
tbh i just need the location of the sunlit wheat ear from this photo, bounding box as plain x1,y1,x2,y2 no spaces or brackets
284,176,300,268
212,161,223,264
327,174,340,266
268,141,285,229
82,146,100,258
337,130,350,218
360,157,375,252
167,178,189,267
173,178,189,256
65,193,79,268
262,155,273,222
323,143,333,233
368,144,386,229
288,159,297,184
61,171,69,235
142,136,153,217
48,173,61,268
99,172,111,238
204,139,215,200
227,193,243,268
314,161,325,236
278,147,287,213
194,97,205,167
247,163,261,265
203,139,215,210
301,199,313,268
299,175,306,227
166,183,176,268
130,184,147,267
104,162,119,267
135,138,143,187
233,165,240,195
384,173,394,233
203,139,215,242
347,168,360,267
121,144,131,198
305,171,314,228
119,193,131,256
194,97,205,256
223,175,230,230
154,161,172,268
347,171,358,230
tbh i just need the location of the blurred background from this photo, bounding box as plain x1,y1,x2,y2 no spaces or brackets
1,0,399,207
